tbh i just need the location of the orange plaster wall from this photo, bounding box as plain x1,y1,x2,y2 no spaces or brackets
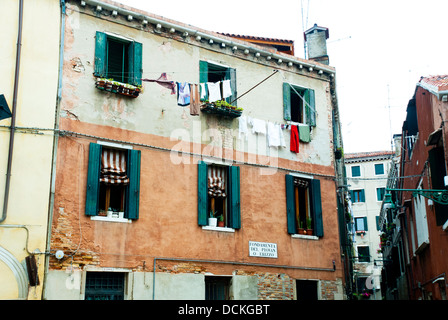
51,119,342,280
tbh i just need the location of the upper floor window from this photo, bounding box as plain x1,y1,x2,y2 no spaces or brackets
199,60,237,105
94,31,142,86
283,83,316,127
351,165,361,177
350,189,365,203
374,163,384,175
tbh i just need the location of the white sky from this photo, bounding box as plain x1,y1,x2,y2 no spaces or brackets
118,0,448,153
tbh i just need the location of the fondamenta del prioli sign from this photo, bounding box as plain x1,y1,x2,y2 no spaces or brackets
249,241,278,258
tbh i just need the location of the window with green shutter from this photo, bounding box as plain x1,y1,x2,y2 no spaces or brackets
94,31,142,86
350,189,365,203
85,142,141,220
199,60,237,105
283,83,316,127
351,165,361,177
197,161,241,229
285,174,323,237
374,163,384,175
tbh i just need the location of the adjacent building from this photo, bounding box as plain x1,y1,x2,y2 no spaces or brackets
380,75,448,300
345,150,395,299
0,0,61,299
42,0,348,300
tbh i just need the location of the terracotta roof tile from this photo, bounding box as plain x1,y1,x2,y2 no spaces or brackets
344,151,395,160
418,75,448,93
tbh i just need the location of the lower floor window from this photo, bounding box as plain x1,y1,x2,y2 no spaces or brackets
296,279,318,300
85,272,125,300
205,276,231,300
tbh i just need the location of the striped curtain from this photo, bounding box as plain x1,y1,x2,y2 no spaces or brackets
100,149,129,185
208,166,227,198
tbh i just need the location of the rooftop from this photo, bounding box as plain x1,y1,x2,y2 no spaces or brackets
417,75,448,96
344,151,395,163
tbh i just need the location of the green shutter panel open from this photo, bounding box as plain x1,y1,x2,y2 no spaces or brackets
229,166,241,229
125,149,141,220
199,61,208,101
360,189,366,202
308,89,316,126
285,174,296,234
198,161,208,226
129,41,143,86
310,179,324,237
94,31,107,78
363,217,368,231
283,83,291,121
85,143,102,216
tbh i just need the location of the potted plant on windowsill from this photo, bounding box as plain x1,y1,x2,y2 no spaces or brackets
305,217,313,235
297,221,306,235
217,214,225,227
208,211,218,227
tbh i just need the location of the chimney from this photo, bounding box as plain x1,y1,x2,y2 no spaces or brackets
304,24,329,65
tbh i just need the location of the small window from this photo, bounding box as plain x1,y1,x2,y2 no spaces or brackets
85,143,141,220
357,246,371,263
351,165,361,177
351,189,365,203
197,162,241,229
85,272,125,300
205,276,231,300
374,163,384,175
94,32,142,86
355,217,368,232
296,280,318,300
285,175,324,237
199,61,237,105
376,187,385,201
283,83,316,126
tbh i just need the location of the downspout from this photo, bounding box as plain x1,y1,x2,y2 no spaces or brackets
43,0,66,299
1,0,23,223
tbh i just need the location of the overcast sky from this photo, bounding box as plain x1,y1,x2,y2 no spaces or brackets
118,0,448,153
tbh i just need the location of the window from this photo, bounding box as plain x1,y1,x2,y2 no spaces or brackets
351,165,361,177
374,163,384,175
85,143,141,220
355,217,368,232
296,280,318,300
94,31,142,86
205,276,231,300
376,187,385,201
199,60,237,105
350,189,365,203
357,246,370,262
428,146,448,225
197,161,241,229
285,174,324,237
283,83,316,126
85,272,125,300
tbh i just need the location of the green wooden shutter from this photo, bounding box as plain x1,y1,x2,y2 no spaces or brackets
283,82,291,121
285,174,296,234
85,143,102,216
199,61,209,101
310,179,324,237
125,149,141,220
198,161,208,226
129,41,143,86
229,166,241,229
376,216,380,231
360,189,366,202
225,68,237,106
94,31,107,78
363,216,368,231
308,89,316,126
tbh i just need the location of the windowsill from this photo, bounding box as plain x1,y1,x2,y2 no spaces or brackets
291,234,319,240
202,226,235,233
91,216,132,223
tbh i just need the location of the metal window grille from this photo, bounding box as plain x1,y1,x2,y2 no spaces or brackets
205,276,230,300
85,272,125,300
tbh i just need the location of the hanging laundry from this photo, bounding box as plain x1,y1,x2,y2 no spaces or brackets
248,117,267,135
267,122,281,147
190,84,200,116
222,79,232,99
290,125,300,153
207,81,222,102
177,82,190,106
200,83,207,101
298,124,311,143
142,73,176,95
238,115,248,140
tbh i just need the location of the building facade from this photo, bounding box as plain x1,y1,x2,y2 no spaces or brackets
380,75,448,300
345,151,395,299
0,0,61,300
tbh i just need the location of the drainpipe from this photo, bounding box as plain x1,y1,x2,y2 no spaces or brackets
1,0,23,223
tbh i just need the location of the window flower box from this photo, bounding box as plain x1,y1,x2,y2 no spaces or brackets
95,78,142,98
200,101,243,118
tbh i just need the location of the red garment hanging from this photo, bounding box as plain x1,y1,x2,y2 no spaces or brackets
290,125,300,153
